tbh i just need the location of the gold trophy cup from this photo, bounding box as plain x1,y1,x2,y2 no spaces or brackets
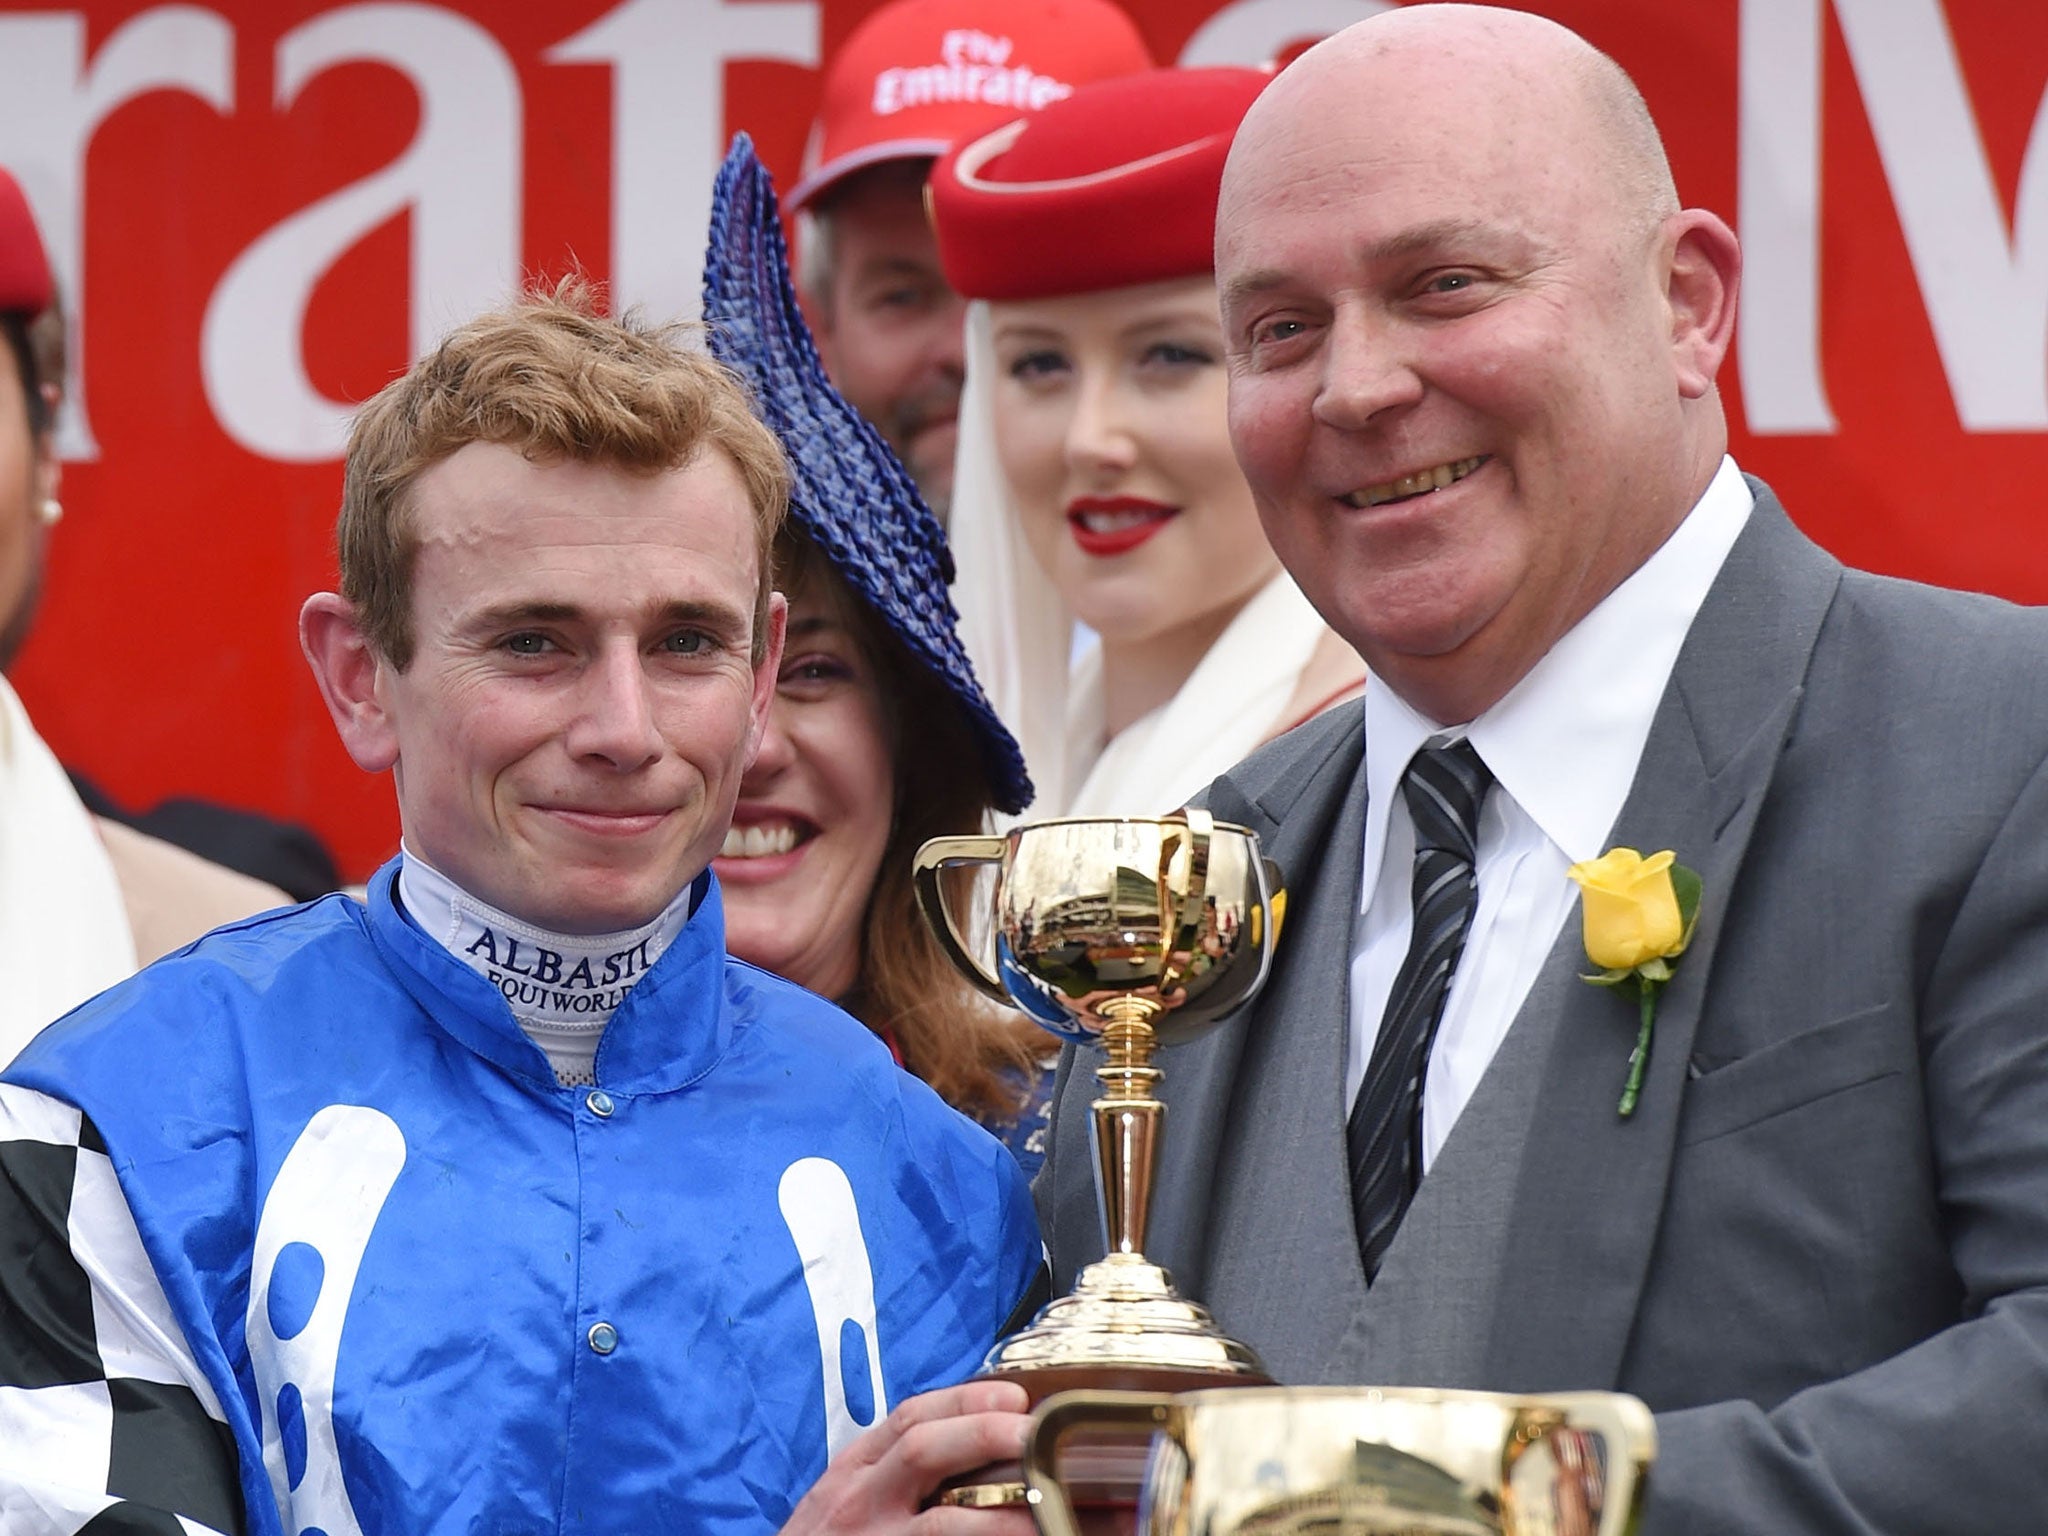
1025,1386,1657,1536
914,811,1280,1509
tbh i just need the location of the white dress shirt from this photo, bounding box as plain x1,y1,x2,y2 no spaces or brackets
1348,456,1754,1168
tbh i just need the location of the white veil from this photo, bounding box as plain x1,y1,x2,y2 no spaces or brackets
950,299,1082,817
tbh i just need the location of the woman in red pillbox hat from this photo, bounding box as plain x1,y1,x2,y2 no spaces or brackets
930,67,1365,816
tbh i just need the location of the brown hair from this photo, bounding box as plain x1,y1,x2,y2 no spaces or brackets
2,308,50,440
338,276,790,669
778,532,1044,1123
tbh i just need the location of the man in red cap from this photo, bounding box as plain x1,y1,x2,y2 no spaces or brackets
783,0,1149,520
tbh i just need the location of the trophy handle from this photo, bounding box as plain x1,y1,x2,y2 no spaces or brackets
1022,1390,1178,1536
911,835,1010,1004
1500,1393,1658,1536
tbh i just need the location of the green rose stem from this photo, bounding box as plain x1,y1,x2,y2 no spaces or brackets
1614,954,1675,1117
1621,979,1658,1117
1622,962,1671,1122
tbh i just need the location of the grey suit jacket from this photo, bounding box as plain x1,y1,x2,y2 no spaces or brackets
1036,486,2048,1533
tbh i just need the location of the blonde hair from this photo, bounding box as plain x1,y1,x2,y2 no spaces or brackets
338,277,790,668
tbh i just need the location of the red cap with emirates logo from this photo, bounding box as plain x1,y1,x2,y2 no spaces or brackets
930,66,1270,301
787,0,1151,212
0,167,54,318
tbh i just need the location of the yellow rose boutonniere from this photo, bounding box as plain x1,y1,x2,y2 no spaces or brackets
1566,847,1701,1117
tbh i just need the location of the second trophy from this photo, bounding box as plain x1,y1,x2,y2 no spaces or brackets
914,809,1278,1404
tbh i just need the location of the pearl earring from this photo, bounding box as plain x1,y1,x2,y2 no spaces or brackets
37,498,62,527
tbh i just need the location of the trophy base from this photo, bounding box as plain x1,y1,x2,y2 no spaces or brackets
933,1253,1270,1519
987,1251,1269,1378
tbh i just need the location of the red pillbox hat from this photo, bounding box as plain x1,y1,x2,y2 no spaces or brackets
929,66,1269,302
0,167,53,318
788,0,1151,212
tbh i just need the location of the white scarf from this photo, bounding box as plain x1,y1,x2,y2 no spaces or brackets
1064,570,1332,816
0,674,137,1057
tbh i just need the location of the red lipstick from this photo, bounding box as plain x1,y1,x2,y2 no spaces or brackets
1065,496,1178,557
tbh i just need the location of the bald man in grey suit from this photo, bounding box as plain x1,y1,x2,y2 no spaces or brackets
1035,7,2048,1532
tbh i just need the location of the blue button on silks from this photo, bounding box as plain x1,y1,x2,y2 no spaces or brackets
586,1089,614,1118
588,1321,619,1355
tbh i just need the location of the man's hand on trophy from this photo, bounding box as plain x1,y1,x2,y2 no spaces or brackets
779,1379,1037,1534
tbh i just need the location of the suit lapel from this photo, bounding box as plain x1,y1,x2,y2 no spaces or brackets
1483,489,1844,1391
1142,704,1368,1307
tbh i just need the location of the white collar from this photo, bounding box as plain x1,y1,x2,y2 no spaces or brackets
1360,455,1753,902
1063,570,1332,817
397,847,694,1028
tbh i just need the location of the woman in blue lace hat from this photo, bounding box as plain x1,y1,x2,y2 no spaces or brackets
931,68,1367,818
702,138,1054,1170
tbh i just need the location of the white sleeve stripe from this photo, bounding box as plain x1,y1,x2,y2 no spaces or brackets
0,1489,120,1536
0,1381,115,1517
0,1082,221,1421
67,1149,224,1420
0,1082,84,1146
0,1085,243,1533
0,1473,233,1536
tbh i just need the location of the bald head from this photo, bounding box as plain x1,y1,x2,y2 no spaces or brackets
1227,5,1676,248
1211,2,1741,725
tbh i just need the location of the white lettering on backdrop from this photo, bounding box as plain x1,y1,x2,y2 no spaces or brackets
548,0,818,338
0,8,234,461
1741,0,2048,432
2,0,2043,460
201,5,521,461
0,0,820,463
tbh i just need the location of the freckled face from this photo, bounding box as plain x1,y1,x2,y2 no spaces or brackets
990,275,1278,648
1218,51,1693,717
374,442,780,934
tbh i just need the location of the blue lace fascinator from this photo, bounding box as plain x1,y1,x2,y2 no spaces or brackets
702,133,1032,814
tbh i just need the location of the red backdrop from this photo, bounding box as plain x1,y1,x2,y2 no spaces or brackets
3,0,2044,879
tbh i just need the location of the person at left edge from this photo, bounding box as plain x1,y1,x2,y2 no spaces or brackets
0,165,290,1049
0,280,1045,1535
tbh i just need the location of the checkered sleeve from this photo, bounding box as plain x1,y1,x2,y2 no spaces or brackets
0,1083,245,1536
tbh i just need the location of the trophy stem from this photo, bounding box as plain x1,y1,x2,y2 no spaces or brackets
983,996,1265,1386
1093,1001,1162,1258
917,816,1277,1393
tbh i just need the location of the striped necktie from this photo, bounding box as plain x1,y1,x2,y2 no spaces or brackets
1347,738,1494,1282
